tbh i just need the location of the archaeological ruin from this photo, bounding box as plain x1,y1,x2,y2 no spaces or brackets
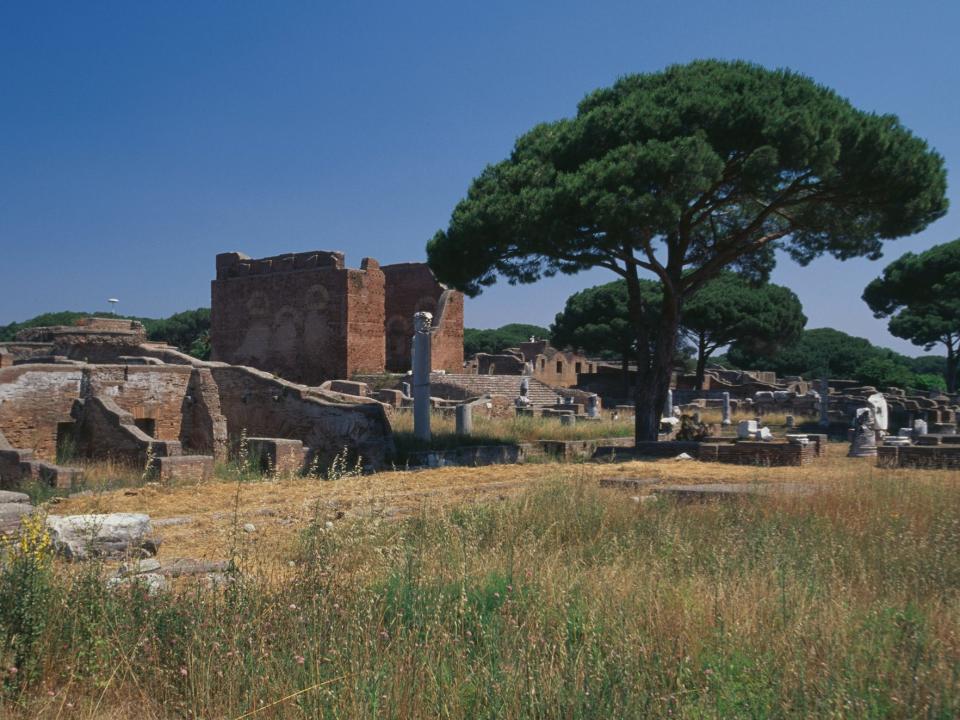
210,251,463,385
0,317,393,489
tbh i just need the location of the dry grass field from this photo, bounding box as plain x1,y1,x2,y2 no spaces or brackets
0,442,957,718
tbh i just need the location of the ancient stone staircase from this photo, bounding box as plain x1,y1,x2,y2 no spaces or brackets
430,373,561,406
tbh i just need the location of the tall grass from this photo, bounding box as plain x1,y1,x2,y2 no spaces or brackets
0,470,957,718
391,409,634,457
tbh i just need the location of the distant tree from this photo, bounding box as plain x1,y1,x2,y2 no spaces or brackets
550,279,661,393
144,308,211,359
729,328,880,380
427,60,947,440
463,323,550,356
862,239,960,392
680,272,806,390
728,327,946,391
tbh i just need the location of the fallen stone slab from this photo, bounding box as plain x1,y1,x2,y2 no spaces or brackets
0,491,31,504
160,558,231,577
653,483,818,502
117,558,162,576
46,513,160,560
598,478,660,491
106,572,169,595
0,503,33,535
152,516,195,528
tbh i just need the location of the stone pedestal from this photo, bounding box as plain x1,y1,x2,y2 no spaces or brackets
848,430,878,457
455,404,473,436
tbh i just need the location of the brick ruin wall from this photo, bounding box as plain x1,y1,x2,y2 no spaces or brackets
212,252,464,386
0,364,193,460
211,251,386,386
381,263,464,373
0,361,393,469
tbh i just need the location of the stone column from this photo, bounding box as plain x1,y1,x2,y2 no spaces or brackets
586,394,600,418
412,312,432,442
665,388,673,417
721,392,731,426
455,403,473,436
818,378,830,427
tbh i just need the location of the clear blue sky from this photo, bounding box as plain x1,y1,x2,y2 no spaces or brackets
1,1,957,356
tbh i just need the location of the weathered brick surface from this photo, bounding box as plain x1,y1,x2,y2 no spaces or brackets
605,439,819,466
382,263,464,373
1,347,395,470
209,365,393,468
72,395,181,465
878,444,960,469
210,252,464,385
246,438,304,476
0,365,84,457
211,251,386,385
151,455,214,484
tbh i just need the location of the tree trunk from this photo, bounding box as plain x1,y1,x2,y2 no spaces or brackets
947,338,957,394
694,332,708,391
634,291,681,442
621,352,630,400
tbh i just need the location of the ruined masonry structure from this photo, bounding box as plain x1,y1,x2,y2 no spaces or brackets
211,251,464,386
0,318,395,489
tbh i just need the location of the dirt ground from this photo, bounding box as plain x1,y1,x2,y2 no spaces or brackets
44,443,916,571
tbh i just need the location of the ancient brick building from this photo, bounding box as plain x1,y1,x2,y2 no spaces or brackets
211,251,463,386
0,319,395,486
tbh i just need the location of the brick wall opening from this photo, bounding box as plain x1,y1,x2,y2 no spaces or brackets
134,418,156,437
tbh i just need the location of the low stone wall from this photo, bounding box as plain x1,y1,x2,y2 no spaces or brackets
595,435,826,467
246,438,305,475
406,444,528,468
538,437,634,462
150,455,214,484
878,444,960,469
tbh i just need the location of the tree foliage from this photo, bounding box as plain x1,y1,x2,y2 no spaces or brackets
862,238,960,391
463,323,549,357
681,272,806,388
550,280,660,361
428,60,947,439
728,327,947,391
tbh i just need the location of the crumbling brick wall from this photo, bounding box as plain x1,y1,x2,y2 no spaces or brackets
0,361,393,468
211,251,387,386
211,253,464,383
0,365,84,458
208,365,393,468
381,262,464,373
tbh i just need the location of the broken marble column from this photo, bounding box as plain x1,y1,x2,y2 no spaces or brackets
665,388,673,417
412,312,432,442
721,392,731,426
455,403,473,436
586,394,600,418
913,419,928,437
818,378,830,427
515,377,532,409
848,407,878,457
